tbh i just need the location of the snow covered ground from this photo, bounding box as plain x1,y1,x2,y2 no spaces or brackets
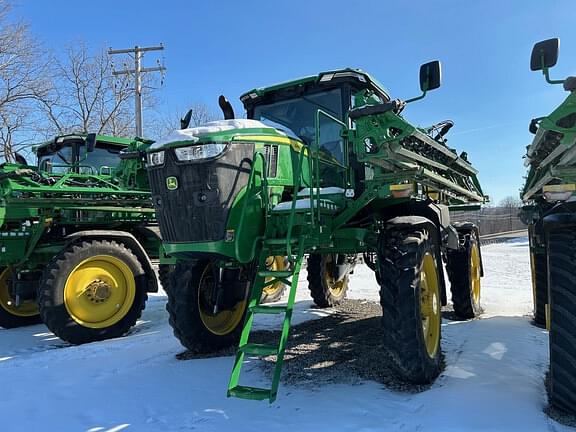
0,238,572,431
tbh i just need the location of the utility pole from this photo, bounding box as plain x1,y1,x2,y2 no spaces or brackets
108,44,166,137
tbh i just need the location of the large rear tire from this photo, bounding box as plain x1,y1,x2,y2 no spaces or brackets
166,260,249,352
307,254,351,308
0,268,41,329
529,224,548,327
547,228,576,414
378,221,442,384
446,228,482,319
38,240,147,344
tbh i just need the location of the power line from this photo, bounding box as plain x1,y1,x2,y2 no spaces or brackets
108,44,166,137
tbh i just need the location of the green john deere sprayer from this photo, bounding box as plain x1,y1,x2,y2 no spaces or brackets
0,133,168,344
522,38,576,414
147,62,486,402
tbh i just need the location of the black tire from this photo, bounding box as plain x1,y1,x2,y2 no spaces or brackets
260,256,288,304
529,224,548,326
307,254,350,308
446,230,482,319
158,264,173,295
547,228,576,414
0,268,41,328
38,240,148,345
378,222,443,384
166,260,249,352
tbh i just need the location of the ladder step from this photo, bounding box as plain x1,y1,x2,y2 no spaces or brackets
228,385,272,401
251,305,287,314
264,238,298,245
239,343,278,356
257,270,293,278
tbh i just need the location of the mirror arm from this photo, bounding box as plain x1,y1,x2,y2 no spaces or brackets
543,67,564,85
405,90,427,104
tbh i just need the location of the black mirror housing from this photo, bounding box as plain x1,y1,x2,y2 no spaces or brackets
531,38,559,71
420,61,442,92
85,133,97,153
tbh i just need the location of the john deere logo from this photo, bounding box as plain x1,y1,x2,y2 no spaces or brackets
166,176,178,190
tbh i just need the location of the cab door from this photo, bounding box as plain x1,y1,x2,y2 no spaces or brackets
314,109,349,190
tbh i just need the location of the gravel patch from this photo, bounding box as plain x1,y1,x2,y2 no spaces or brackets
177,299,443,393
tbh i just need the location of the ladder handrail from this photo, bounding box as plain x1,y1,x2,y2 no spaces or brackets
235,151,269,261
285,148,306,258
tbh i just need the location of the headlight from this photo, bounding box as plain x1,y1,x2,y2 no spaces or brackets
174,143,227,161
147,151,165,166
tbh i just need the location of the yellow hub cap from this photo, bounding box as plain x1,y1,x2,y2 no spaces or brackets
470,243,481,305
262,256,286,297
323,255,346,297
198,263,246,336
64,255,135,329
420,252,441,358
0,268,39,317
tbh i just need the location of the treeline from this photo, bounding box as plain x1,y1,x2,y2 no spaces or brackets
450,196,525,235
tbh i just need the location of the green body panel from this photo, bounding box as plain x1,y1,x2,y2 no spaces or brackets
0,134,162,273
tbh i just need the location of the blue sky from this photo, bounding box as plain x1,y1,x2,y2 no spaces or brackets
13,0,576,204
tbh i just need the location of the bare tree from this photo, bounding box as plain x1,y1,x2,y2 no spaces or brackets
36,44,136,138
149,102,219,140
0,0,50,161
499,196,522,209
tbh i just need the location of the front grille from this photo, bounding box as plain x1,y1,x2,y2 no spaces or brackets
148,143,254,243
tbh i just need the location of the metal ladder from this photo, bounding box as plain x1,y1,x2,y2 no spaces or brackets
227,238,305,402
227,144,321,402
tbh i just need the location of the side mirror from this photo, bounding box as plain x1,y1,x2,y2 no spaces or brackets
86,133,97,153
530,38,559,71
420,61,441,92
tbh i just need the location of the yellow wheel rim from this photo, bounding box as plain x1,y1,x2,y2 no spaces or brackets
420,252,441,358
470,242,481,305
262,256,286,297
529,251,538,309
0,268,39,317
323,254,347,297
198,263,246,336
64,255,135,329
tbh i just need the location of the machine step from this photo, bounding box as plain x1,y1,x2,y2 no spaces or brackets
239,343,278,356
227,386,272,401
250,305,287,314
257,270,293,278
264,238,299,245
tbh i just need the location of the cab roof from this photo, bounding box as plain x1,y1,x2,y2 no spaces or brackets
240,68,391,106
33,133,135,153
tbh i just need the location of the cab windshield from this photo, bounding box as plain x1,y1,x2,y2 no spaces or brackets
38,141,125,174
252,88,343,147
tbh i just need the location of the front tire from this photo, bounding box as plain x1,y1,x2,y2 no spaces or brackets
260,256,288,303
547,227,576,414
307,254,351,308
0,268,41,329
38,240,147,344
446,228,482,319
378,221,442,384
166,260,249,352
